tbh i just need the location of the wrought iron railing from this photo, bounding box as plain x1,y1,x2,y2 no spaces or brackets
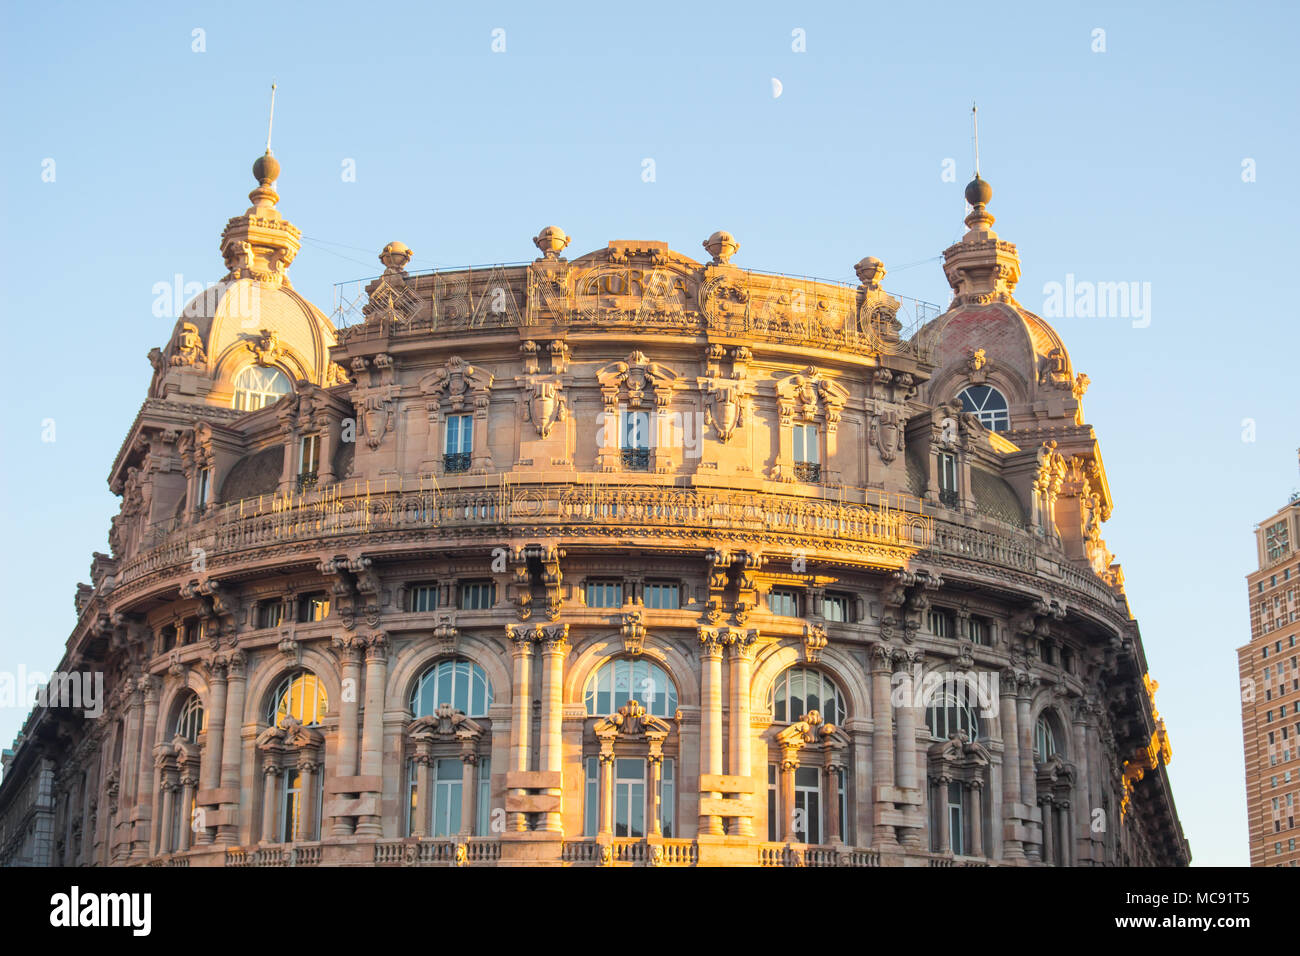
621,448,650,470
793,461,822,483
443,453,471,475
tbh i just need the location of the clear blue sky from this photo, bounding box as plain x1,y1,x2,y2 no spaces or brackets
2,0,1296,866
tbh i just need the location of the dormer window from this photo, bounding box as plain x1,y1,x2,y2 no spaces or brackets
956,385,1009,432
232,365,291,412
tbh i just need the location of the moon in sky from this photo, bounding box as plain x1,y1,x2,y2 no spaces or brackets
771,77,783,98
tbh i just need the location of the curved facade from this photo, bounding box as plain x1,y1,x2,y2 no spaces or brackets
0,155,1189,867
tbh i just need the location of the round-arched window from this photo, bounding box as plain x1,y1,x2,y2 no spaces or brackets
268,671,327,727
174,693,205,742
957,385,1010,432
584,659,678,718
770,667,847,725
925,682,980,741
232,365,292,412
410,659,493,717
1034,715,1058,762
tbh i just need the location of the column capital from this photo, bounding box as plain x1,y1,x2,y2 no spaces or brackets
331,634,366,664
365,632,389,661
869,642,895,674
891,648,922,672
728,627,760,660
697,627,727,659
225,648,248,679
262,763,283,778
538,623,570,656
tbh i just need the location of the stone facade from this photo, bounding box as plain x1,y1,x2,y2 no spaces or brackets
0,154,1189,867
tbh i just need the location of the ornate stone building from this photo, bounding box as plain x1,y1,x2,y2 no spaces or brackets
0,151,1188,867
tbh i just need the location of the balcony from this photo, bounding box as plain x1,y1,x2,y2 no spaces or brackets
939,489,959,508
621,448,650,471
793,461,821,483
560,838,699,866
443,452,472,474
372,838,502,866
296,471,318,493
224,842,322,867
119,481,933,591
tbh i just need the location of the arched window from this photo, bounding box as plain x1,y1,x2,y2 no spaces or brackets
926,686,980,741
410,659,493,717
584,659,678,718
232,365,292,412
956,384,1010,432
268,671,327,727
769,667,847,725
1034,715,1058,763
173,693,205,742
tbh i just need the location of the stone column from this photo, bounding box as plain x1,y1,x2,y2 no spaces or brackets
998,669,1022,860
471,390,492,473
728,632,756,837
196,659,228,844
330,635,364,836
1016,677,1036,807
79,758,98,866
1016,676,1038,860
298,756,320,842
1040,796,1054,865
647,752,663,837
411,750,432,838
537,628,568,833
177,775,196,852
969,780,984,858
118,683,143,829
824,762,843,844
461,753,480,838
157,781,175,856
1059,800,1072,867
870,645,896,844
1071,700,1093,864
893,654,918,791
508,629,533,832
598,750,614,836
697,629,725,836
261,765,281,843
131,678,159,859
218,652,247,846
316,414,337,485
355,634,388,837
936,776,951,853
780,753,798,842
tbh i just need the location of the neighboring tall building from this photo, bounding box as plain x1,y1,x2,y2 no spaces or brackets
1239,456,1300,867
0,149,1188,867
